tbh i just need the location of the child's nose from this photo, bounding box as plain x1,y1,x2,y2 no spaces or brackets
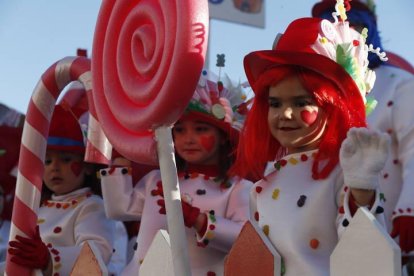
280,107,293,119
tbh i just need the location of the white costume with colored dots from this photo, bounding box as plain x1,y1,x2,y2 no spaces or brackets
101,168,251,276
366,65,414,230
252,150,384,276
38,187,115,275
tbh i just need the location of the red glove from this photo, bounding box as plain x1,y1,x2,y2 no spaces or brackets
390,216,414,253
157,199,200,228
8,226,50,270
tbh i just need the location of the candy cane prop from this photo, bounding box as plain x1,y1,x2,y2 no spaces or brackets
4,56,106,275
92,1,209,275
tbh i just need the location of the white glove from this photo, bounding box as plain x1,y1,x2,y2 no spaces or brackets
339,127,390,190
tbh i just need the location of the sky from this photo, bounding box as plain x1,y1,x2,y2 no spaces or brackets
1,0,413,114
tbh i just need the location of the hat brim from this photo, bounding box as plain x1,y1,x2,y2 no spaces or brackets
244,50,362,100
311,1,373,18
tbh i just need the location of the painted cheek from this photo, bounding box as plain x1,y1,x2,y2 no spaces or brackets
200,135,216,152
71,161,83,177
300,109,318,126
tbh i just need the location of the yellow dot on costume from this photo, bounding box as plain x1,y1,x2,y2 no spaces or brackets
241,94,247,100
272,189,280,200
320,37,328,44
37,218,45,224
262,225,270,236
139,259,144,264
288,157,298,165
54,263,62,270
63,203,70,209
206,231,215,240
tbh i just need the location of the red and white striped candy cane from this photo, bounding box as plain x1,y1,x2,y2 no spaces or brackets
5,56,110,275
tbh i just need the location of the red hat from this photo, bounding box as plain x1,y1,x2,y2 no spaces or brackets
244,15,378,103
47,105,86,154
311,0,376,19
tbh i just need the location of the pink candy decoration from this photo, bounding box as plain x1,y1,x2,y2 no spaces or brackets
92,0,209,165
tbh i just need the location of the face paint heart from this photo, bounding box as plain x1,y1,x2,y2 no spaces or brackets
200,135,216,152
300,110,318,125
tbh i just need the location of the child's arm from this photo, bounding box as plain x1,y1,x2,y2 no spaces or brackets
100,166,149,221
195,179,251,252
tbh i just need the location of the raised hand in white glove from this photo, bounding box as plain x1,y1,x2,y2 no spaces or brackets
339,127,390,190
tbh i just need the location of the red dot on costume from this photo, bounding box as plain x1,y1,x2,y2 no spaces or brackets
53,227,62,233
387,129,393,134
71,200,78,205
344,186,349,192
207,272,216,276
353,40,360,46
56,203,61,208
254,211,259,221
300,154,308,161
54,273,60,276
407,208,412,213
310,239,319,249
204,175,209,180
393,159,399,165
209,224,216,230
54,256,61,262
256,186,263,193
280,159,287,166
398,208,404,213
47,243,52,248
387,101,393,107
392,211,396,215
51,248,59,255
339,206,345,214
383,173,389,179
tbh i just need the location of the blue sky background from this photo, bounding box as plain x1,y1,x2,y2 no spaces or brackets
1,0,413,114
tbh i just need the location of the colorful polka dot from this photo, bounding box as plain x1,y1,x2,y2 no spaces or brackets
310,239,319,249
263,225,269,236
53,227,62,234
272,189,280,200
255,186,263,193
254,211,259,221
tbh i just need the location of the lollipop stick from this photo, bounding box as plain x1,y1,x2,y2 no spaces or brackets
155,126,191,276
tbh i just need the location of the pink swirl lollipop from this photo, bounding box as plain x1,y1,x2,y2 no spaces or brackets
5,56,99,275
92,0,209,165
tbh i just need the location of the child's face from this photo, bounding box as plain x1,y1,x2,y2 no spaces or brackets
43,150,87,196
173,119,223,166
267,75,327,154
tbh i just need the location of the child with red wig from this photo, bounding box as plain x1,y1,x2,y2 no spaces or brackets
7,105,117,275
230,2,390,275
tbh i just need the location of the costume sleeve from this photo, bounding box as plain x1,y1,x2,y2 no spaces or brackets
335,172,386,237
391,79,414,220
100,167,148,221
49,198,115,275
196,179,251,252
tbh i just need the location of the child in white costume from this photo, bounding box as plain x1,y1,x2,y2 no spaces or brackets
312,0,414,259
100,70,252,275
7,105,116,275
230,3,390,276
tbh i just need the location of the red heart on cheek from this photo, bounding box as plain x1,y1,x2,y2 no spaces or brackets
200,135,216,152
300,110,318,125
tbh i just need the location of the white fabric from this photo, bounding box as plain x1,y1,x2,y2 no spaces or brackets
340,127,390,190
367,65,414,229
101,168,251,276
251,150,384,276
38,187,115,275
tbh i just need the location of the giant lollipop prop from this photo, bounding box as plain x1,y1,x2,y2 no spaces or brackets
92,0,208,275
4,57,106,275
